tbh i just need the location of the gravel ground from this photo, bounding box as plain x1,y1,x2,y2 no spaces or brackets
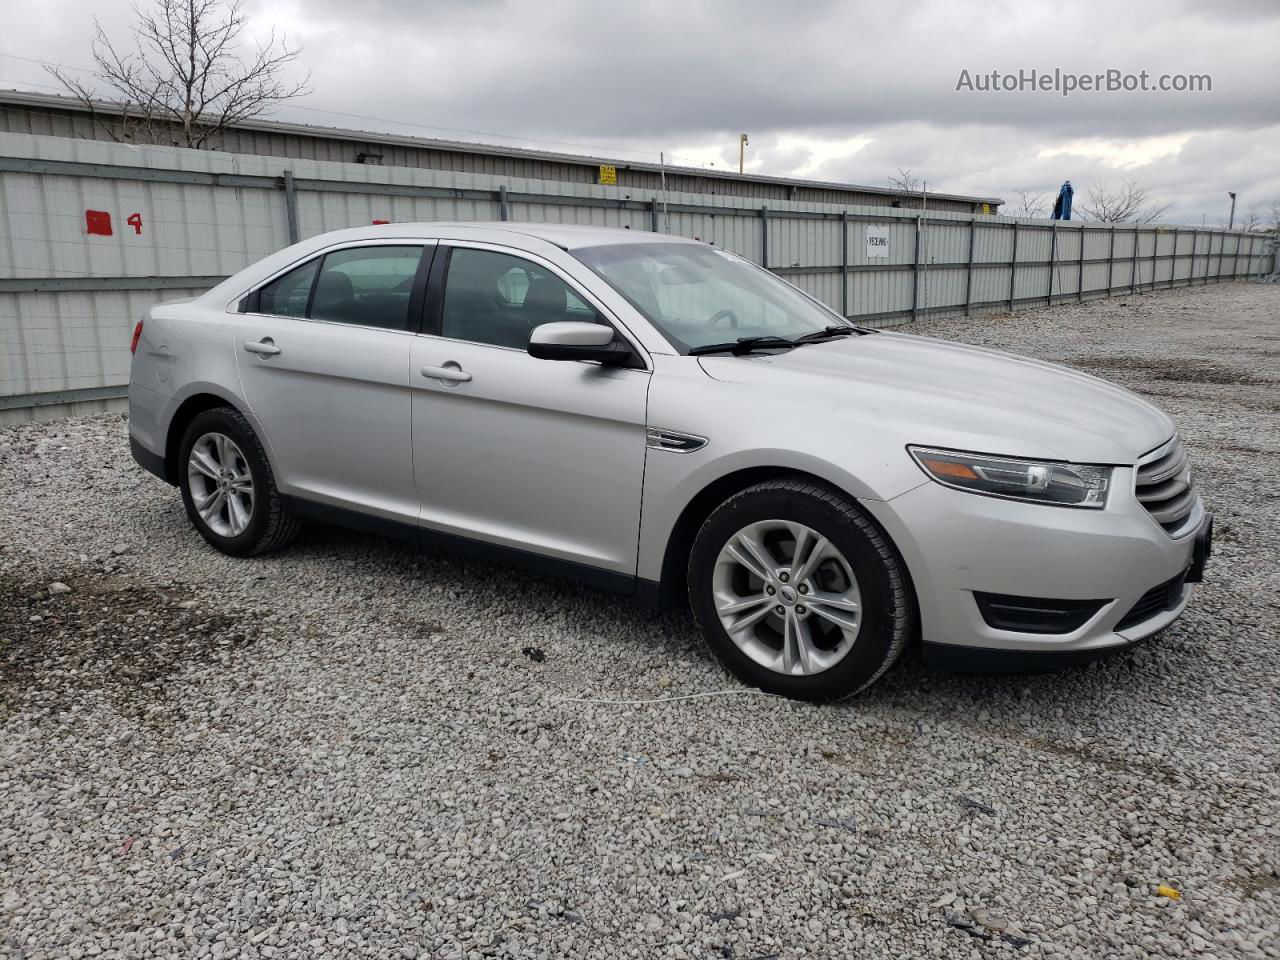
2,281,1278,960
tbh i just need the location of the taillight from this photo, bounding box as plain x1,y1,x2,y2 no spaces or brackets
130,320,143,354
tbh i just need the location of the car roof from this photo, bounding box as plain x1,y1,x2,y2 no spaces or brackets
196,221,704,310
305,221,699,252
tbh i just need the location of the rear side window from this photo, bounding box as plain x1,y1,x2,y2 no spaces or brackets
258,260,319,318
310,246,424,330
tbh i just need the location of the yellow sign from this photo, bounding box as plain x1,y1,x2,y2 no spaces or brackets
981,202,991,215
599,164,618,186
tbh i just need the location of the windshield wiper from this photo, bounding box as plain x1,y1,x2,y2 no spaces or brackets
792,325,865,344
689,325,867,356
689,336,799,356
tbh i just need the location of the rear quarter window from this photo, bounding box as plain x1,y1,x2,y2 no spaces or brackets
257,260,319,317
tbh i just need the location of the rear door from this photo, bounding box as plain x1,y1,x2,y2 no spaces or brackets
409,243,650,580
236,241,435,524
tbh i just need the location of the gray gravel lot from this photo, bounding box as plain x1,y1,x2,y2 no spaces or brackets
2,281,1278,959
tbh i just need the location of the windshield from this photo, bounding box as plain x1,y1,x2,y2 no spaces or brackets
572,242,848,353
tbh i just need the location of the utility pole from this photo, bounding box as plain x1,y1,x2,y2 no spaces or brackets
920,181,928,316
660,152,668,233
1228,191,1237,229
739,133,748,174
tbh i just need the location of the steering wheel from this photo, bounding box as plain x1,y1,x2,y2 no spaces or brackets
708,308,739,330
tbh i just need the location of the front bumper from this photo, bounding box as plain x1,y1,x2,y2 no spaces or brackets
861,471,1210,670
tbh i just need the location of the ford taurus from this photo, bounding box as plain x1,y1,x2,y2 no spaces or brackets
128,223,1212,700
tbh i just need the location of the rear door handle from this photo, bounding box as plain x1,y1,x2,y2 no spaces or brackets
420,364,472,383
244,338,281,356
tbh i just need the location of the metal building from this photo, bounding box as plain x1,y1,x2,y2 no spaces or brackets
0,89,1001,213
1,91,1270,426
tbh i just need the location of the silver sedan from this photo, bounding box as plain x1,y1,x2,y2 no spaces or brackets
128,223,1212,700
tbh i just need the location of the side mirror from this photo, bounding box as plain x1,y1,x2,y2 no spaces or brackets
528,322,633,365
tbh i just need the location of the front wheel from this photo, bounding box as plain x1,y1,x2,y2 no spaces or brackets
178,406,300,557
687,478,914,701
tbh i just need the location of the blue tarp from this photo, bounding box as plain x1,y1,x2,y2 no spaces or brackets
1052,181,1074,220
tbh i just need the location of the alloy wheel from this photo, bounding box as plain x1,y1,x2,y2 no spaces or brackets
711,519,863,676
186,432,255,537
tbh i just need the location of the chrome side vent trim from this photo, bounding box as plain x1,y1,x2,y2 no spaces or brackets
646,428,708,454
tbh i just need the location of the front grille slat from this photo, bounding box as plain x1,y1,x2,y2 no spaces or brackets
1142,448,1188,485
1145,487,1198,524
1135,436,1199,536
1136,473,1190,504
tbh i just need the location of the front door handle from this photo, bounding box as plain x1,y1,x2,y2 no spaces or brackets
244,338,281,357
420,364,472,383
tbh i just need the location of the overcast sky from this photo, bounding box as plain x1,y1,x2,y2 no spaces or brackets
4,0,1278,224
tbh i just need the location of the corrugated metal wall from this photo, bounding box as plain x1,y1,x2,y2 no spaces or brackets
0,98,984,212
0,131,1272,423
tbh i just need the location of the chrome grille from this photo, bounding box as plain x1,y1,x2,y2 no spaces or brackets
1135,436,1200,537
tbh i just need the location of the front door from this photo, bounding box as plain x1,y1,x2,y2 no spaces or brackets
410,244,650,579
236,242,434,524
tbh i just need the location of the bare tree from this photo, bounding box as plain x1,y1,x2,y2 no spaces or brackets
1078,178,1171,224
1270,199,1280,233
46,0,309,148
888,167,922,194
1238,206,1262,232
1011,190,1049,219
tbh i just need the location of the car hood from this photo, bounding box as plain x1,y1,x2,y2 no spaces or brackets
697,331,1174,465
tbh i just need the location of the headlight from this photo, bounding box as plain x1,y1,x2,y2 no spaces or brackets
908,446,1112,508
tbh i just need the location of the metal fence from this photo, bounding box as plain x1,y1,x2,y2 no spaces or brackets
1,131,1273,423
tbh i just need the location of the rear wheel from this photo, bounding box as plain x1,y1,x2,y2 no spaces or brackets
178,406,300,556
688,478,913,701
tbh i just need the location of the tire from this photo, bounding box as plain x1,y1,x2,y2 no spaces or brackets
687,478,914,701
177,406,300,557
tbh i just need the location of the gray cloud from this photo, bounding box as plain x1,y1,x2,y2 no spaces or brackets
3,0,1277,225
276,0,1276,138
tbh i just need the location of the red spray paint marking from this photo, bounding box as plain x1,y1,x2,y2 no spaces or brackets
372,219,390,225
85,210,112,236
126,213,143,235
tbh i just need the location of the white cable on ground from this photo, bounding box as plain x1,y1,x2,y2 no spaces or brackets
552,689,786,706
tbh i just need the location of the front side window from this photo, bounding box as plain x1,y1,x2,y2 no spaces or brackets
573,242,843,353
441,248,604,349
310,246,424,330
